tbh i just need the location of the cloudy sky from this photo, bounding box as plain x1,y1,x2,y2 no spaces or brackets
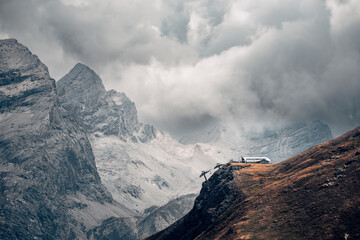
1,0,359,138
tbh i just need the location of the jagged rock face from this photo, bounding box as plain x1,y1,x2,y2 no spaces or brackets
0,39,119,239
148,126,360,240
57,64,156,143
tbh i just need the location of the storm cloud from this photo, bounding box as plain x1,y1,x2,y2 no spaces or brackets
0,0,359,137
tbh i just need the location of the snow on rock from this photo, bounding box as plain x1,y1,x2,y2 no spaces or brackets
91,131,229,212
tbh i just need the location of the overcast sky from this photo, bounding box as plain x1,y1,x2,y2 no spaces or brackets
1,0,359,138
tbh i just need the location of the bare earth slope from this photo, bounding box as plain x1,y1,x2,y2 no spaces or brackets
147,126,360,240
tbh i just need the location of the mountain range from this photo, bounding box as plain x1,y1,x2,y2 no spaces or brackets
0,38,346,239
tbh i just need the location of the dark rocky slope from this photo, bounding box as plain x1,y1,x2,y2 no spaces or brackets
0,39,133,239
147,126,360,240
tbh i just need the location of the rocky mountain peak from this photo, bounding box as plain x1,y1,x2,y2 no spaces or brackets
56,63,106,102
57,64,156,142
70,63,105,89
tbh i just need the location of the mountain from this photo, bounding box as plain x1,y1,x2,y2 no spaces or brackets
56,64,232,237
0,39,135,239
57,64,224,213
180,121,333,163
0,38,341,240
147,126,360,240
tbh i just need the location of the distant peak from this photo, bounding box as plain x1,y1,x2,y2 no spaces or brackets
57,62,106,96
67,63,105,88
70,62,95,74
73,62,90,70
66,63,103,84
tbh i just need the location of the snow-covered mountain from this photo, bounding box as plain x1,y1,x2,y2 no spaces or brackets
180,121,333,163
57,64,227,214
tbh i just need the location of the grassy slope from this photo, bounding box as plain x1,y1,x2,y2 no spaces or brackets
198,126,360,240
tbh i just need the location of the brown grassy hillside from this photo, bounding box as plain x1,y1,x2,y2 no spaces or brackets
146,126,360,240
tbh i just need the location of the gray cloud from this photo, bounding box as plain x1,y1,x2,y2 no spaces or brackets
0,0,359,138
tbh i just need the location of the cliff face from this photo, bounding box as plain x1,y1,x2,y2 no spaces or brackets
148,126,360,240
0,39,132,240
